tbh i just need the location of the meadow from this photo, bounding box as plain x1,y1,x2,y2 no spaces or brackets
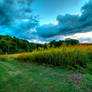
1,45,92,72
0,45,92,92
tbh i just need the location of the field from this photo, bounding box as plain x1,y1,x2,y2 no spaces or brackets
0,45,92,92
0,60,92,92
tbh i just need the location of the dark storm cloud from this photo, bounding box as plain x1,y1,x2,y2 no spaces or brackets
0,0,92,43
36,0,92,38
36,24,60,37
0,0,39,39
0,0,34,25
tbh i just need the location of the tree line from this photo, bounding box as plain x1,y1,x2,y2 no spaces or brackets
0,35,79,54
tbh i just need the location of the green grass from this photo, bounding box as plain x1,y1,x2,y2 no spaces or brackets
0,60,92,92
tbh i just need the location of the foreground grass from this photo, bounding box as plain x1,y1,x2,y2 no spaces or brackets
0,60,92,92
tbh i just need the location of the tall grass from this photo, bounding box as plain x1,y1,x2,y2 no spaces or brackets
16,45,92,68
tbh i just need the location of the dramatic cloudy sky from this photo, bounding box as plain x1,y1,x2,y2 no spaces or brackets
0,0,92,43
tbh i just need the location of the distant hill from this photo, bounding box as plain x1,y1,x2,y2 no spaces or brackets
0,35,44,54
0,35,79,54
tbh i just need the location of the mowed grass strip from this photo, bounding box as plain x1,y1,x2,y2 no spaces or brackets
0,60,92,92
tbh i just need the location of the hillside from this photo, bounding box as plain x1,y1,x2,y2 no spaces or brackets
0,35,80,55
0,35,44,54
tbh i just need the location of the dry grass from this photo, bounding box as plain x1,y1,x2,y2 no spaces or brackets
0,52,32,60
13,45,92,69
1,45,92,68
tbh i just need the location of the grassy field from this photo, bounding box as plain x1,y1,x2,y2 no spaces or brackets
0,60,92,92
12,45,92,73
0,45,92,92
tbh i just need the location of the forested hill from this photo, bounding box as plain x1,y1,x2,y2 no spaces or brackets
0,35,79,54
0,35,44,54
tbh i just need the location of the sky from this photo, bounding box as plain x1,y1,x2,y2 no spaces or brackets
31,0,89,25
0,0,92,43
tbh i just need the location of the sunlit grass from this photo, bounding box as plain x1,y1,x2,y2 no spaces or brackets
1,45,92,72
0,52,32,58
0,45,92,92
13,45,92,71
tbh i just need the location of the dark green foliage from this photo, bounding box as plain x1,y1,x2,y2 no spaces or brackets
0,35,79,54
50,38,79,47
65,38,79,45
0,35,44,54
